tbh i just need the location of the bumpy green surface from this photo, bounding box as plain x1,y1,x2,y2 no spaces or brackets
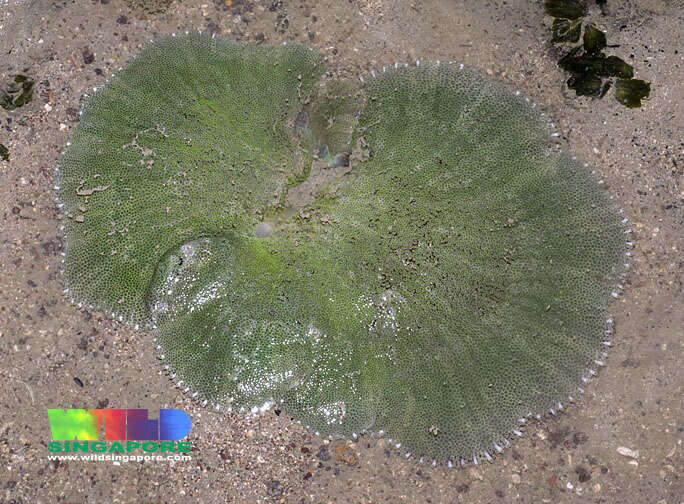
57,33,627,463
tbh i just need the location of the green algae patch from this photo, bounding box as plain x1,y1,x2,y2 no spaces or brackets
615,78,651,108
544,5,651,107
583,24,607,55
552,18,582,43
57,34,629,464
544,0,587,19
1,73,34,111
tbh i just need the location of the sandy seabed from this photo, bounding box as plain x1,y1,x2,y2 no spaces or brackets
0,0,681,502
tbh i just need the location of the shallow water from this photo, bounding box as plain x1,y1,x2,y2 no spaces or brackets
0,0,681,502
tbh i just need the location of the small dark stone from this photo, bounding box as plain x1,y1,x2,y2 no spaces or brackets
12,206,20,214
300,446,310,454
95,68,103,76
495,489,504,498
255,32,265,43
27,279,37,288
316,445,331,461
600,466,608,474
575,465,591,482
0,143,8,161
73,377,84,387
97,398,109,408
82,47,95,65
116,15,128,24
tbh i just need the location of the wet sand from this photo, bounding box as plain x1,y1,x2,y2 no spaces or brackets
0,0,681,502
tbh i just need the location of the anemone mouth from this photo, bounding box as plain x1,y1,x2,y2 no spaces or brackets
56,32,629,464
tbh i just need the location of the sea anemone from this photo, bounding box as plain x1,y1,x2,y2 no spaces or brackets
56,33,629,464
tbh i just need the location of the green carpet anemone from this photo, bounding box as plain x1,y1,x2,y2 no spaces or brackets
55,32,631,466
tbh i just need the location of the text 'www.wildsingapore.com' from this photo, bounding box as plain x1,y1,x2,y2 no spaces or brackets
46,408,194,464
47,451,192,464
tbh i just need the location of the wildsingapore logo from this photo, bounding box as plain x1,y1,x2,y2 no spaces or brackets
47,409,192,454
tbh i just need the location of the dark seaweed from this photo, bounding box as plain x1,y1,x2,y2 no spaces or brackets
1,74,35,111
544,4,650,107
615,79,650,108
567,72,603,96
559,53,633,78
583,24,607,54
552,18,582,43
544,0,587,19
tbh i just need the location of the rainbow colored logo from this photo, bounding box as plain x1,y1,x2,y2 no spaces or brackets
47,409,191,441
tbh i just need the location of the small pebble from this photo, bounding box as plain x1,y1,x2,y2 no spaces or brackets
511,473,521,485
617,446,639,459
